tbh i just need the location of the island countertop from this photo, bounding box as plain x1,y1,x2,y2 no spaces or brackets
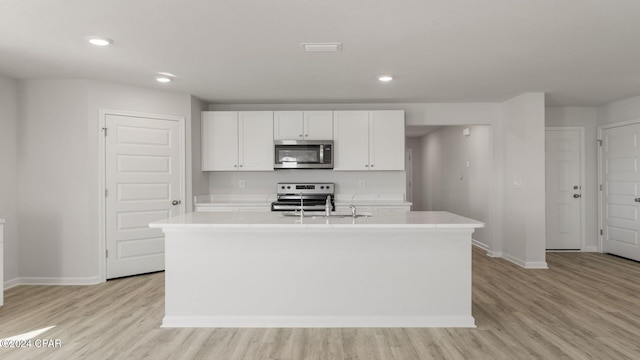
150,210,484,229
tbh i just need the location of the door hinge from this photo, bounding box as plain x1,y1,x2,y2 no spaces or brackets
102,127,108,136
597,139,602,146
600,229,603,236
105,188,108,197
106,249,109,258
599,184,602,191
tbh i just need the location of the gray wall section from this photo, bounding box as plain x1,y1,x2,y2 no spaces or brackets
0,75,19,285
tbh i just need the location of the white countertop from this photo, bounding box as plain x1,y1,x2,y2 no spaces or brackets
150,211,484,229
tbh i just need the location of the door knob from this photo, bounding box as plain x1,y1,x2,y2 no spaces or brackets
573,185,579,190
573,194,581,198
172,200,181,205
635,198,640,203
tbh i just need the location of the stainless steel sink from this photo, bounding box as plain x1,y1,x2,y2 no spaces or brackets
281,212,372,219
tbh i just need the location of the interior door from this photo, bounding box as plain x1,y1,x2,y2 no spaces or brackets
602,124,640,261
545,129,582,249
105,114,183,279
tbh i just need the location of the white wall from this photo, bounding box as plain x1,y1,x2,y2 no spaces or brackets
191,96,209,200
419,126,493,247
16,79,192,283
0,75,19,286
208,171,406,197
598,94,640,125
545,107,598,251
502,93,547,268
18,79,92,280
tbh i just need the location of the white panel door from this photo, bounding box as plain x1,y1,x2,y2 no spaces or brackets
545,129,582,249
238,111,273,171
602,124,640,261
273,111,303,140
369,110,405,170
106,114,183,279
333,111,370,170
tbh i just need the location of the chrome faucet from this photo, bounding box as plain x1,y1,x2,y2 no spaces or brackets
350,204,357,218
325,195,332,216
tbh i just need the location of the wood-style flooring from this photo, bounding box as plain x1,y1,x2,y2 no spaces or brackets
1,247,640,359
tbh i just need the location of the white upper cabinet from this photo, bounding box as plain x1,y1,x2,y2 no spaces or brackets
274,111,333,140
333,111,370,170
369,110,405,171
238,111,274,171
202,111,238,171
202,111,274,171
303,111,333,140
333,110,405,171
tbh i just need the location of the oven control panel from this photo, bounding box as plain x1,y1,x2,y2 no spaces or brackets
277,183,334,195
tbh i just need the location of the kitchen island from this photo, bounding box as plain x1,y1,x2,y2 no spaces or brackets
150,211,484,328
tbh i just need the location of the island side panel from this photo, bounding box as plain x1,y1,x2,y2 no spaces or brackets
162,227,475,328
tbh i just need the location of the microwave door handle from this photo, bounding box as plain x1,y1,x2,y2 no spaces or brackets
319,144,324,164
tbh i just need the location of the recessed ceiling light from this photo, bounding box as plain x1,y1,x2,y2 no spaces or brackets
87,37,113,46
156,76,172,83
378,75,393,82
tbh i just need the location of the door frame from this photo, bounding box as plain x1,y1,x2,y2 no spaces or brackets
597,119,640,253
405,148,413,207
97,109,186,282
545,127,586,251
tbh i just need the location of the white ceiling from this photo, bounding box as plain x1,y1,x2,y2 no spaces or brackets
2,0,640,106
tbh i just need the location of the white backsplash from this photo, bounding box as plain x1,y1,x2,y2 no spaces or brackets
207,170,406,197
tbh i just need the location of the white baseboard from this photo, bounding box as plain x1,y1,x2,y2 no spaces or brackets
487,251,502,258
13,276,103,286
502,253,549,269
4,277,19,290
471,239,490,251
584,246,599,252
162,316,477,328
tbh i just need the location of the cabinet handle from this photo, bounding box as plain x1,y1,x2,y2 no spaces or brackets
239,164,243,168
371,164,375,168
234,165,237,168
299,134,303,137
365,164,369,167
305,134,309,137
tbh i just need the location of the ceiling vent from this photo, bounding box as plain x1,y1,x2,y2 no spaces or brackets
300,42,342,52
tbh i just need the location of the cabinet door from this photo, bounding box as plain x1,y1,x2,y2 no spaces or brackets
274,111,304,140
304,111,333,140
333,111,370,171
369,110,405,170
239,111,274,171
202,111,238,171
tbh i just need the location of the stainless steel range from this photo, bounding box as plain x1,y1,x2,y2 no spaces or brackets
271,183,335,212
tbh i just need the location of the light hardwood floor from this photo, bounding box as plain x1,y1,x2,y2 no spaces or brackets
1,247,640,359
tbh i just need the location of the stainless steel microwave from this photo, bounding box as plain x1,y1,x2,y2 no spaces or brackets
274,140,333,169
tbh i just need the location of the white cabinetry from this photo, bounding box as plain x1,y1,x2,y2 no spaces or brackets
0,221,4,307
274,111,333,140
202,111,274,171
333,110,405,171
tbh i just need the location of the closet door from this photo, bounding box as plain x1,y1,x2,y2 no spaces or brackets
602,123,640,261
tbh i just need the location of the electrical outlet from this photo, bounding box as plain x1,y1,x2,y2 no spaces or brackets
358,180,366,189
239,180,245,188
